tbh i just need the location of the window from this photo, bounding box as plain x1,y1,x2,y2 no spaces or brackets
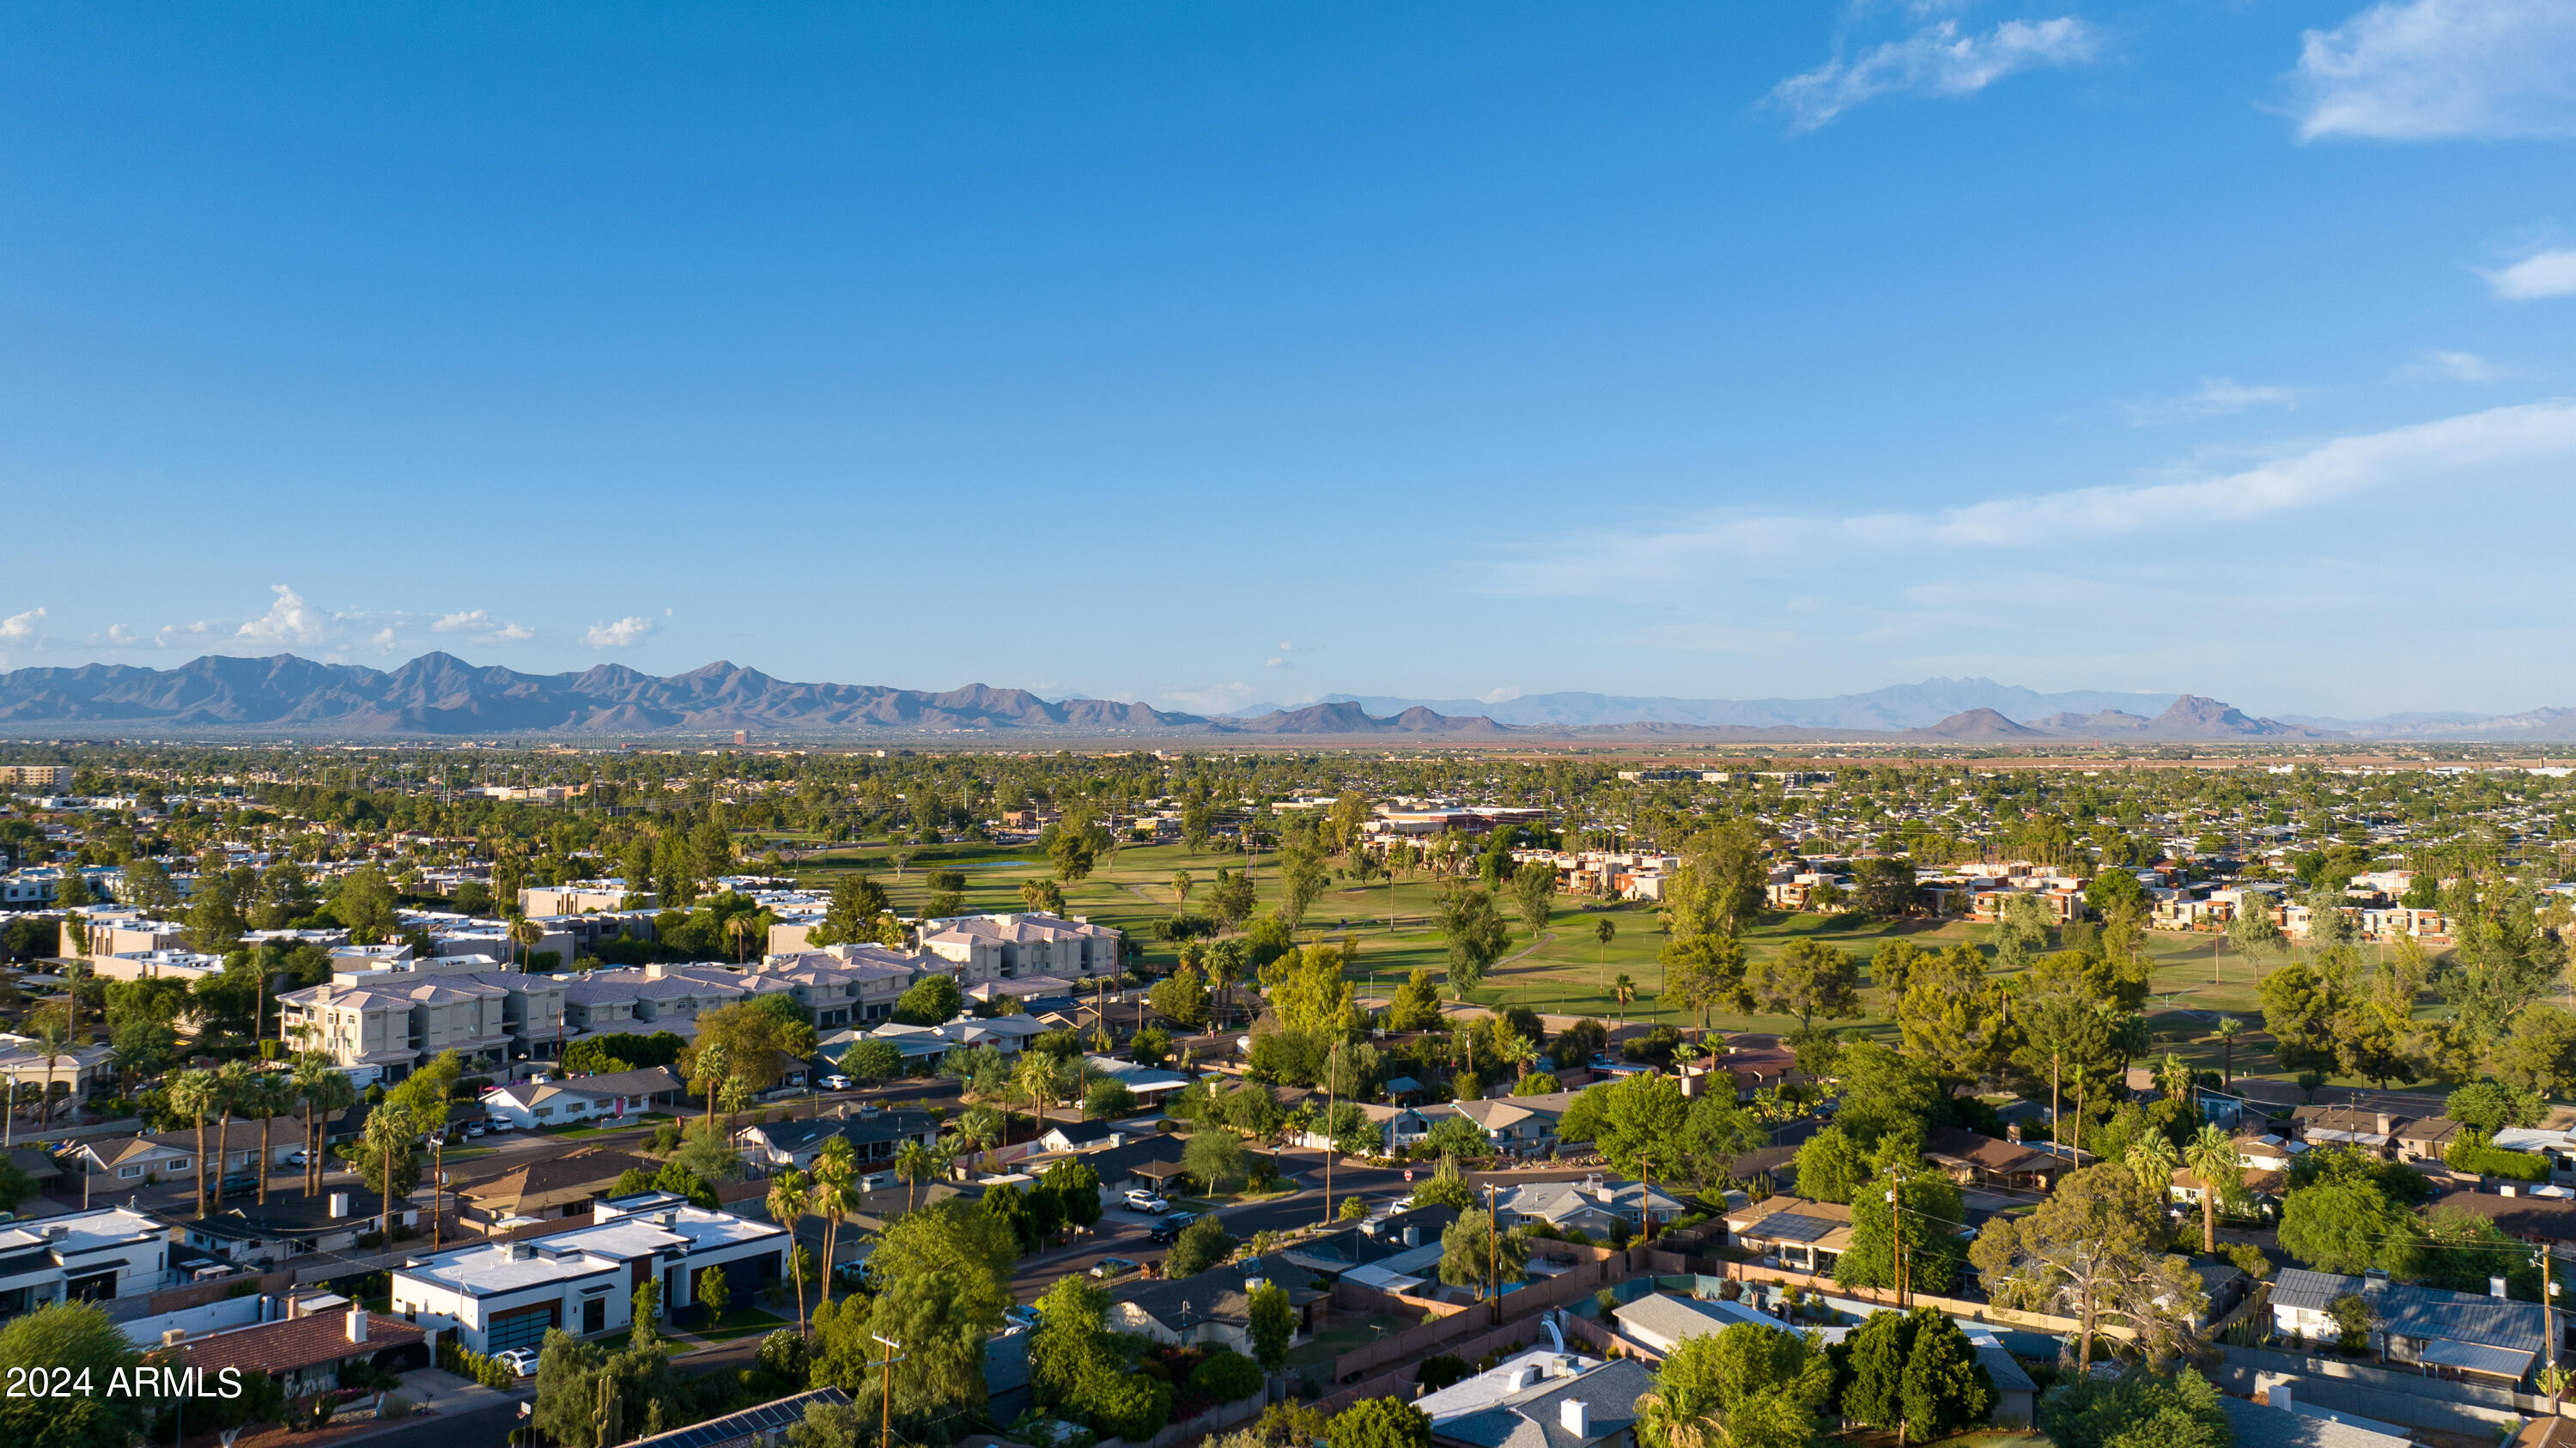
169,1158,191,1172
120,1165,143,1179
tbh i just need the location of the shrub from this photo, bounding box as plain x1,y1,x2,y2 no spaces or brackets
1190,1348,1264,1402
2445,1141,2551,1183
1416,1355,1471,1393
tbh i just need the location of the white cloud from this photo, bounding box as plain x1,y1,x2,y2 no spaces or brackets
2292,0,2576,141
582,616,659,649
1769,16,2099,131
2122,377,2306,425
2486,249,2576,299
1158,681,1265,715
154,620,216,648
1479,686,1524,704
2399,349,2500,380
236,585,325,646
1497,399,2576,598
1266,656,1290,669
0,608,43,642
431,609,536,642
371,628,397,648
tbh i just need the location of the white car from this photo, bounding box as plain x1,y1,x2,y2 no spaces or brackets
493,1348,538,1377
821,1074,852,1091
1124,1189,1168,1214
483,1118,515,1134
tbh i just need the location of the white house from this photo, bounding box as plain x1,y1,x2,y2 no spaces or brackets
477,1068,681,1130
390,1192,788,1355
0,1207,175,1322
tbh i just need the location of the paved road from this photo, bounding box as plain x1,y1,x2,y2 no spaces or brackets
340,1395,530,1448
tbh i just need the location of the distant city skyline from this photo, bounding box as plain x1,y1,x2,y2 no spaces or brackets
5,3,2574,718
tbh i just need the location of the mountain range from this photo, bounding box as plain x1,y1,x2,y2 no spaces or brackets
0,654,2570,741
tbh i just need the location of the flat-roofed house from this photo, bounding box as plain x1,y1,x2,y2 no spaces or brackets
1723,1196,1853,1274
0,1207,173,1322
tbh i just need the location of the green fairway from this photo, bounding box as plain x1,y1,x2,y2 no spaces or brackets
793,837,2458,1092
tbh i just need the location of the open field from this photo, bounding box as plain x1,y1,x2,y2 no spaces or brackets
787,838,2487,1095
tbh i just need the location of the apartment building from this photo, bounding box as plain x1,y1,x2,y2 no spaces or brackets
70,908,185,962
918,911,1121,981
0,764,71,788
747,947,923,1026
278,956,568,1080
562,962,782,1041
519,880,655,916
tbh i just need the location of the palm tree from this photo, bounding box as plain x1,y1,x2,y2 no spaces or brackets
892,1139,938,1215
725,915,756,964
210,1061,256,1209
1014,1053,1055,1145
362,1103,416,1244
2123,1133,2179,1197
957,1109,1003,1173
168,1069,218,1220
811,1139,860,1310
2212,1016,2246,1088
766,1168,814,1335
1636,1373,1725,1448
293,1051,357,1197
689,1042,732,1146
2184,1123,2244,1256
507,915,544,966
21,1019,72,1128
246,1070,291,1207
1594,916,1616,994
1611,974,1636,1028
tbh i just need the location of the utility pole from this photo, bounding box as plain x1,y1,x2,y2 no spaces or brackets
1321,1041,1340,1227
1888,1176,1905,1310
1485,1181,1500,1324
872,1335,905,1448
2543,1247,2561,1413
431,1132,445,1251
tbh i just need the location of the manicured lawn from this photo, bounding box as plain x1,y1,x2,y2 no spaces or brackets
1284,1323,1378,1372
689,1307,790,1344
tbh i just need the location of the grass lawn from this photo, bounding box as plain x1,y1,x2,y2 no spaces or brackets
690,1307,790,1344
1284,1323,1381,1372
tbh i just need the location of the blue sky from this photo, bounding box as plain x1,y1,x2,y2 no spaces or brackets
4,2,2575,720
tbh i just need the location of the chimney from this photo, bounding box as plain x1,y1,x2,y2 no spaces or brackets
345,1307,368,1343
161,1328,187,1346
1561,1402,1590,1437
2362,1269,2390,1295
330,1192,350,1219
2492,1276,2510,1299
1403,1226,1419,1248
2503,1184,2518,1198
2375,1113,2392,1136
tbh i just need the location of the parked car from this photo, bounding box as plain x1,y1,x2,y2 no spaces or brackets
461,1122,487,1139
483,1117,515,1134
218,1173,260,1195
821,1074,853,1091
286,1149,312,1167
1123,1189,1168,1214
1004,1304,1042,1329
493,1348,538,1377
1147,1212,1200,1244
1088,1256,1140,1281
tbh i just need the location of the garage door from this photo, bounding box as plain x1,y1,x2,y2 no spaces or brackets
486,1302,558,1356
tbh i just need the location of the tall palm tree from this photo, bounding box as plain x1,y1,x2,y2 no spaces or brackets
2123,1133,2179,1196
892,1140,938,1214
247,1070,291,1206
2212,1016,2246,1089
2184,1124,2244,1256
725,915,756,964
508,915,544,966
167,1069,219,1220
1013,1053,1054,1145
210,1061,256,1209
362,1103,416,1244
1611,974,1636,1028
21,1019,71,1128
293,1052,357,1197
1636,1372,1726,1448
765,1168,814,1335
689,1042,733,1146
811,1139,860,1311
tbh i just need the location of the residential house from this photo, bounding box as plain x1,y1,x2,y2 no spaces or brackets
1291,1102,1431,1156
1076,1135,1193,1202
1494,1176,1686,1238
0,1033,115,1101
183,1189,419,1268
1081,1055,1195,1108
171,1302,428,1399
1273,1206,1461,1284
2393,1116,2466,1165
1447,1092,1577,1156
2293,1107,2405,1157
1416,1348,1657,1448
454,1148,659,1228
623,1390,857,1448
2270,1268,2547,1384
1922,1127,2064,1193
60,1113,318,1195
477,1068,683,1130
0,1206,175,1321
1104,1264,1322,1354
2490,1128,2576,1181
1611,1293,1783,1356
732,1108,941,1171
849,1013,1051,1066
2217,1389,2411,1448
1723,1196,1853,1274
390,1192,788,1354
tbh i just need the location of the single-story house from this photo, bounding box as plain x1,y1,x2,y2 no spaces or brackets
1922,1127,2063,1193
1104,1265,1324,1354
1291,1102,1432,1157
732,1109,942,1171
1494,1176,1685,1238
1723,1196,1853,1274
184,1189,418,1267
58,1114,319,1195
2219,1387,2411,1448
173,1303,428,1399
1418,1348,1657,1448
454,1148,658,1226
2270,1269,2547,1383
478,1067,683,1129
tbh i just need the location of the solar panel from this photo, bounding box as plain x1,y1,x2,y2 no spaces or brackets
1759,1214,1837,1244
626,1387,853,1448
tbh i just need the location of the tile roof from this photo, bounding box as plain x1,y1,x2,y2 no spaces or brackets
177,1311,424,1377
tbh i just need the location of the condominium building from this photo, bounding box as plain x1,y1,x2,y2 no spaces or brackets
918,911,1121,981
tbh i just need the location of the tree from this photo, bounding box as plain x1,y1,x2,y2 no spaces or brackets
1895,943,2010,1084
696,1263,731,1329
811,874,890,947
1750,940,1861,1033
292,1049,356,1197
1151,967,1212,1030
2447,1080,2545,1137
1166,1212,1235,1277
2182,1124,2242,1256
1387,968,1444,1031
767,1169,813,1333
895,975,966,1026
1854,857,1918,919
1249,1281,1294,1374
1511,865,1557,936
1020,878,1066,915
2038,1368,2229,1448
1042,1158,1103,1232
2491,1006,2576,1097
1558,1071,1689,1183
1791,1127,1871,1205
1968,1163,2204,1372
167,1068,218,1219
1663,934,1750,1027
1899,1310,1995,1440
1637,1322,1832,1448
1326,1400,1431,1448
844,1038,903,1086
818,1197,1017,1428
1084,1080,1138,1120
334,865,399,942
1279,840,1327,931
1838,1161,1967,1294
2279,1177,2425,1276
2257,962,2345,1078
1432,885,1510,995
1841,1309,1916,1433
1184,1130,1249,1193
1440,1208,1529,1298
1413,1155,1478,1212
1831,1040,1946,1151
0,1303,153,1448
